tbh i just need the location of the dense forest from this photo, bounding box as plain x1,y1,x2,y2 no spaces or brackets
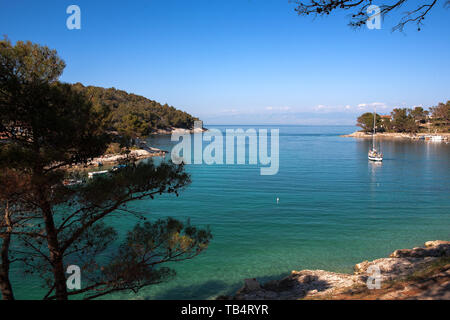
71,83,199,138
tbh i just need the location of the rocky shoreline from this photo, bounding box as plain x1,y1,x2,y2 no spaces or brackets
224,240,450,300
90,148,166,165
341,131,450,140
151,127,207,135
69,126,206,170
68,148,167,171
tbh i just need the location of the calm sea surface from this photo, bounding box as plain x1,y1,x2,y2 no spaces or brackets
13,125,450,299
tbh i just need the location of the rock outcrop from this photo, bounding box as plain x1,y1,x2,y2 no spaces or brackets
228,241,450,300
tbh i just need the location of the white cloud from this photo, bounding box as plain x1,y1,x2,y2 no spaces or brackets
219,108,240,114
372,102,387,109
315,104,326,111
314,104,353,112
358,102,387,110
265,106,291,112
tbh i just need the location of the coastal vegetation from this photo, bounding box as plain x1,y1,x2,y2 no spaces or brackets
71,83,198,138
356,103,450,134
69,80,199,156
0,38,211,300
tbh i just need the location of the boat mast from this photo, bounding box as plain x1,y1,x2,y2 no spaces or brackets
372,107,376,150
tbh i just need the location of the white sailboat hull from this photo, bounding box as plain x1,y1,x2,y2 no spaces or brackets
368,155,383,161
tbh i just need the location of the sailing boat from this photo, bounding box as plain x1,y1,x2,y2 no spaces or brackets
368,109,383,161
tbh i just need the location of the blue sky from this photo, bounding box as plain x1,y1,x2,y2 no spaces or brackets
1,0,449,125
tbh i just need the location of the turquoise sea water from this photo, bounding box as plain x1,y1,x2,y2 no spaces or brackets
12,125,450,299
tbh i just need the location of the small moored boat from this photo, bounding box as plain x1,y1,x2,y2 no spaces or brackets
368,109,383,162
63,179,83,186
88,170,109,179
368,148,383,161
430,135,443,141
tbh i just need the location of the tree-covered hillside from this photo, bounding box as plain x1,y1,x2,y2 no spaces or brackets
71,83,198,138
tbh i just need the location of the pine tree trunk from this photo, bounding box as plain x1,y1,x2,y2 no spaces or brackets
0,235,14,300
33,162,69,300
40,200,68,300
0,203,15,300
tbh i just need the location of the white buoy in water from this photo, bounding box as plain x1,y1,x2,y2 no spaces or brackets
276,197,279,204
